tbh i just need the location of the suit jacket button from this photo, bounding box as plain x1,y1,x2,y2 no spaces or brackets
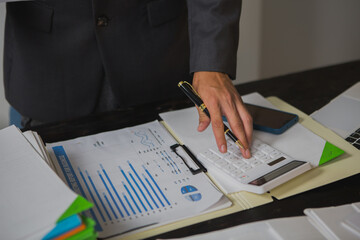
97,16,109,27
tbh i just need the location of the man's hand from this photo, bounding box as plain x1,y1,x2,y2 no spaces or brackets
192,71,253,158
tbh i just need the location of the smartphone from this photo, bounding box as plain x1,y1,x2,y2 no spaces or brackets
245,103,299,134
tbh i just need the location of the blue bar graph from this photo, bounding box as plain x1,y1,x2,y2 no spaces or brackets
103,193,115,221
100,165,130,217
52,131,194,237
122,181,141,213
144,166,171,206
55,143,175,234
128,162,159,209
78,168,106,223
86,170,112,221
53,146,102,231
143,174,164,207
129,172,153,210
119,168,147,212
98,171,121,219
122,193,135,215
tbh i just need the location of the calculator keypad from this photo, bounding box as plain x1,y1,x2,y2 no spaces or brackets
199,139,290,183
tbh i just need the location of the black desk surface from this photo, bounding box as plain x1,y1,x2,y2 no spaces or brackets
31,60,360,239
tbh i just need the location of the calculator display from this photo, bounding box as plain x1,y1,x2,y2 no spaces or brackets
248,160,307,186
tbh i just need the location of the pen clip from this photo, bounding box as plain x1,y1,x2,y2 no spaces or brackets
178,81,209,116
170,144,207,175
178,81,201,98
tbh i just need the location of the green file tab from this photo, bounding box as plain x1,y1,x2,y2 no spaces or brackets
57,196,93,222
319,141,345,166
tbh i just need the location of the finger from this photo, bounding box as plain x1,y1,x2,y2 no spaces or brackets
208,103,227,153
196,106,210,132
236,102,253,145
224,102,251,158
234,103,253,159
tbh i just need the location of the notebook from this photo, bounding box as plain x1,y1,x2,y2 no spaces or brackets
311,81,360,150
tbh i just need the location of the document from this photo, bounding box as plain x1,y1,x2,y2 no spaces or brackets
305,202,360,239
47,121,230,238
167,202,360,240
0,126,78,240
166,216,326,240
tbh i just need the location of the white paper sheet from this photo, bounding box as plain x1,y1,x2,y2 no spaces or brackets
0,126,77,240
304,203,360,240
46,121,229,238
165,216,325,240
23,131,45,160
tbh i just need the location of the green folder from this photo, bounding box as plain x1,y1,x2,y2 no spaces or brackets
57,195,93,222
67,216,97,240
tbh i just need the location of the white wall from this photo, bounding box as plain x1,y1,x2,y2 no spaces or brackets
1,1,360,129
236,0,263,83
236,0,360,84
259,0,360,79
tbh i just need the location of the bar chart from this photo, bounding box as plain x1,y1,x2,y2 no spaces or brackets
54,148,174,220
49,121,226,238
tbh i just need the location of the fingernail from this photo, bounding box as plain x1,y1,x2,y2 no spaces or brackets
221,144,227,153
245,149,251,158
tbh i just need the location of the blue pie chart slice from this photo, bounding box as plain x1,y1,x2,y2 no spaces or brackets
181,185,202,202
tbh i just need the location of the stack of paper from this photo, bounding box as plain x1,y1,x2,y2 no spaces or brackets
0,125,96,240
166,202,360,240
305,202,360,239
166,216,327,240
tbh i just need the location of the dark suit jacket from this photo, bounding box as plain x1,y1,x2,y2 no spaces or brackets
4,0,242,122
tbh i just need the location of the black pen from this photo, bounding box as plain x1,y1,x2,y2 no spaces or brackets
178,81,245,150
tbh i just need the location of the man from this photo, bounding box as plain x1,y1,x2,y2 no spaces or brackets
3,0,252,158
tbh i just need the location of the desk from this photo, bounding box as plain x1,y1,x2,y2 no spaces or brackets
30,60,360,239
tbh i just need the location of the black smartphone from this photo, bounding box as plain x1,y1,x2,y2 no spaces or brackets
245,103,299,134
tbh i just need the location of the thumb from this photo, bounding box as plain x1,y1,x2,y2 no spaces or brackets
196,107,210,132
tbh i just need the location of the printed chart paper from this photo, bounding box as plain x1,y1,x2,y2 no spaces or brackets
47,121,227,238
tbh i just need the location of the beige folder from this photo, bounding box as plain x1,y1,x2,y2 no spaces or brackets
267,97,360,200
112,97,360,240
